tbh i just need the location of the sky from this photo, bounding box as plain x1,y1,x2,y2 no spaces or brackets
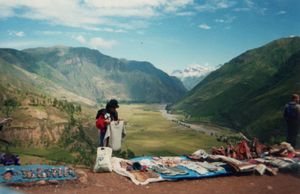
0,0,299,73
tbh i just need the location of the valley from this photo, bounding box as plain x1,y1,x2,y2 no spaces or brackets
172,37,300,143
0,37,299,168
1,103,228,165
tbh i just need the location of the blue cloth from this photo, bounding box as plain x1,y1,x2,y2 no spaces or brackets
158,165,230,180
0,165,77,184
130,156,231,180
0,187,23,194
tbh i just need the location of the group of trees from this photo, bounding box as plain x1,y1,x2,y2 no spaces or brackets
1,98,20,117
52,98,81,114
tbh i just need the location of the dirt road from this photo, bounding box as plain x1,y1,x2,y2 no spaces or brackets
14,170,300,194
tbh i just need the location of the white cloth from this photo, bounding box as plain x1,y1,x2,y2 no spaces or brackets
111,157,163,185
104,121,126,151
93,147,113,172
180,162,209,174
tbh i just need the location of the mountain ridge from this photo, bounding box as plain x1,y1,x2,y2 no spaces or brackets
172,37,300,142
0,46,187,104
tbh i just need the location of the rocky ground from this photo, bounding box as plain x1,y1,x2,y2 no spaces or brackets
10,169,300,194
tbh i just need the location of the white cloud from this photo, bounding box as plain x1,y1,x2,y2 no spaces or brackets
176,11,195,16
37,31,63,35
8,31,26,37
215,15,236,23
215,19,225,23
233,0,254,12
0,40,43,49
164,0,194,12
73,35,117,49
74,35,86,44
0,0,193,31
196,0,236,12
85,27,127,33
89,37,117,49
258,7,268,15
277,10,286,15
198,23,211,30
233,7,251,12
244,0,254,8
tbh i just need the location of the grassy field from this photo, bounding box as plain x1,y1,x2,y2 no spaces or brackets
117,104,226,156
1,104,229,164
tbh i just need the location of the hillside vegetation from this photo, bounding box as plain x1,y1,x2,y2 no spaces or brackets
0,46,186,104
172,37,300,143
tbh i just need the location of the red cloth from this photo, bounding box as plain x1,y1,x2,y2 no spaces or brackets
96,115,108,132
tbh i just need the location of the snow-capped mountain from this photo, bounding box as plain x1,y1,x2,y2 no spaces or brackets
171,64,216,90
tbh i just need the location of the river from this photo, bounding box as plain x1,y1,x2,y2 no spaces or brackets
159,105,221,136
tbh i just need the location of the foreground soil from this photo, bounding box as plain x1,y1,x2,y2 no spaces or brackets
12,170,300,194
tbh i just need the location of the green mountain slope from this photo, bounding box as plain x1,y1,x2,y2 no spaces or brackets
18,46,187,103
172,37,300,142
0,48,95,105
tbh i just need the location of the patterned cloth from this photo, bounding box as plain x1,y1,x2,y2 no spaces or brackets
0,165,76,184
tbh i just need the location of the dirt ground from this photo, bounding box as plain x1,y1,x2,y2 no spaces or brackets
11,170,300,194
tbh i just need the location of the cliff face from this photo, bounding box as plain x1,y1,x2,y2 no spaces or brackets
1,123,66,147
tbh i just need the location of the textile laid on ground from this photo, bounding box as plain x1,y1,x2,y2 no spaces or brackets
211,140,300,160
111,156,230,185
0,165,77,184
0,153,20,166
111,157,164,185
0,186,23,194
94,147,113,173
209,155,257,173
111,140,300,185
104,121,126,151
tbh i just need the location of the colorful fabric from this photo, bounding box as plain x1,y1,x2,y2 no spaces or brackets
111,157,164,185
129,156,230,182
0,187,23,194
0,165,76,184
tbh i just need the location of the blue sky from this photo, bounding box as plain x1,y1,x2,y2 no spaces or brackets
0,0,299,73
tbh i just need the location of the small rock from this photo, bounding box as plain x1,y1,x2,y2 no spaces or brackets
36,180,47,185
48,180,59,185
75,169,88,185
267,186,273,190
95,183,104,187
75,169,87,177
79,176,88,184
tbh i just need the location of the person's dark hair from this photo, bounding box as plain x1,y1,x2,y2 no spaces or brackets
292,94,299,101
106,99,119,109
105,99,119,121
95,108,106,119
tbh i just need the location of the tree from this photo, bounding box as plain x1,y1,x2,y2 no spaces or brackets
3,98,20,117
53,98,58,107
76,105,82,113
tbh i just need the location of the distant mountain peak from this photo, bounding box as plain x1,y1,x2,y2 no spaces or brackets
171,64,216,90
172,64,215,78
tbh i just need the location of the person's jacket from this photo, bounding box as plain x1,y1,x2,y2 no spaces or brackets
95,111,118,132
284,102,300,121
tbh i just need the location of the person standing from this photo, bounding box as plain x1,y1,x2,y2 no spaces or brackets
284,94,300,147
95,99,119,147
